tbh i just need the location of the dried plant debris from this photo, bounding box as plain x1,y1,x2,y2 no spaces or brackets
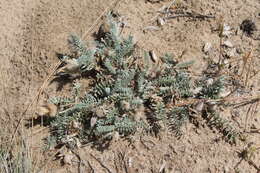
240,19,257,37
147,0,166,3
37,101,58,117
47,12,241,148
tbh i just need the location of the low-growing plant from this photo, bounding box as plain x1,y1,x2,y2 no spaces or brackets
48,13,239,148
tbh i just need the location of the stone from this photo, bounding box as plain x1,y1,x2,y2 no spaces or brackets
223,40,233,48
203,42,212,53
157,17,165,26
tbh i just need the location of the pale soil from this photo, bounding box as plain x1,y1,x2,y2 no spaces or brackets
0,0,259,172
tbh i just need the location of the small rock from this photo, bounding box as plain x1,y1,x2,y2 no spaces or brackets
226,48,237,58
194,102,204,112
157,17,165,26
223,58,229,65
223,40,233,48
207,102,218,112
222,24,232,36
206,78,214,86
219,90,231,98
63,152,73,165
203,42,212,53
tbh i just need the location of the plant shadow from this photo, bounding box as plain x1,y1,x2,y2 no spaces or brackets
25,115,55,128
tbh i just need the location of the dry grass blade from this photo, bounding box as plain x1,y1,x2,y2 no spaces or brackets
82,0,121,40
9,61,61,152
244,102,259,133
240,50,252,77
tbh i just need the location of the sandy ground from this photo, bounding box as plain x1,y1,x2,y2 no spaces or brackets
0,0,259,172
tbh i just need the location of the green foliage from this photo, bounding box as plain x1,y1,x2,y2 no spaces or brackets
199,77,225,99
49,96,73,105
205,111,238,144
49,14,239,147
175,60,195,69
68,34,87,54
67,34,96,72
168,107,190,137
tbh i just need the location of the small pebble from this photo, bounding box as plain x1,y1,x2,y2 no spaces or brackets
203,42,212,53
223,40,233,48
90,117,97,127
226,48,237,58
71,120,81,129
223,24,232,36
157,17,165,26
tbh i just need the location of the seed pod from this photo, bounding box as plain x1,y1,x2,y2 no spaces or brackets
57,58,80,75
149,50,159,63
133,105,146,122
207,101,218,112
94,108,105,118
120,100,131,111
97,19,111,40
90,117,97,127
37,102,57,117
194,101,204,112
71,120,81,129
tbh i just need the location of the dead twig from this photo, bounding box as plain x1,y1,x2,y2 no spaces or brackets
118,151,129,173
90,153,114,173
150,0,176,21
165,12,215,20
86,160,95,173
71,149,88,173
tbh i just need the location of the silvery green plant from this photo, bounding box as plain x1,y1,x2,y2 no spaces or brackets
49,13,238,147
